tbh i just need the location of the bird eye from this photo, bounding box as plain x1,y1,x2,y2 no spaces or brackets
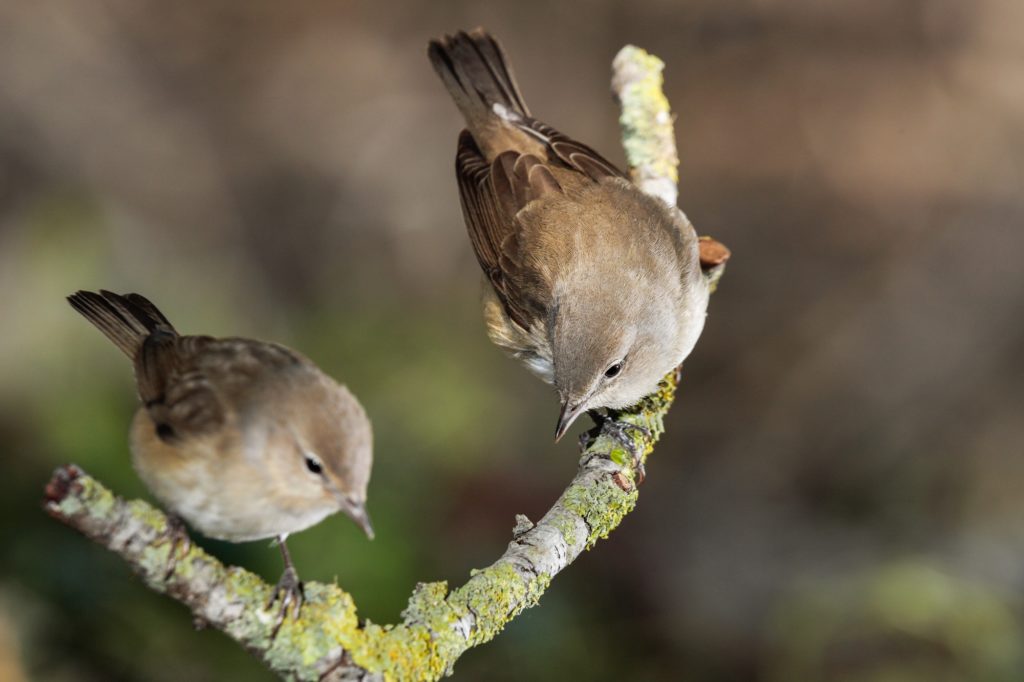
305,456,324,475
604,362,624,378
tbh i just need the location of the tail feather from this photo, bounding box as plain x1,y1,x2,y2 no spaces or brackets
428,29,529,133
122,292,173,328
68,290,176,358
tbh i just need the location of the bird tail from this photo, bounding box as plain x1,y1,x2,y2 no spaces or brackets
428,28,530,134
67,290,177,359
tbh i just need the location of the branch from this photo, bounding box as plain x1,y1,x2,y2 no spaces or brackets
613,46,730,290
44,46,723,681
612,45,680,207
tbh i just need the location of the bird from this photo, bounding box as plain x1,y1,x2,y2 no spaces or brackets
428,29,711,442
67,290,373,620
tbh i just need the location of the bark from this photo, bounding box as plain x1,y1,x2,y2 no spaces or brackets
44,45,725,681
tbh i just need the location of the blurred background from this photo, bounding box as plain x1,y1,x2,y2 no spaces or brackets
1,0,1023,679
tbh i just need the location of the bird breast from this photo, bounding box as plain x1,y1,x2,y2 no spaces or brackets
129,408,337,542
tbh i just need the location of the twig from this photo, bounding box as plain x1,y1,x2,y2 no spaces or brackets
43,45,721,681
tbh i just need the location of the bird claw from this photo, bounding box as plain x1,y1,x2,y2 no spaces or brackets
162,515,191,581
579,417,603,449
586,410,650,485
268,566,304,636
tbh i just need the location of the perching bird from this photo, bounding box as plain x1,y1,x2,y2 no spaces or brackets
428,29,710,441
67,290,373,618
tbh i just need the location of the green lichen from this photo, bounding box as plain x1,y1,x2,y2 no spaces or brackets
61,474,116,518
583,370,676,481
341,564,553,681
616,46,679,184
361,623,441,680
270,585,360,671
451,562,543,643
48,40,729,680
126,498,169,532
607,447,632,468
562,481,638,550
53,362,678,681
219,565,266,602
547,508,580,548
128,503,230,592
343,581,459,680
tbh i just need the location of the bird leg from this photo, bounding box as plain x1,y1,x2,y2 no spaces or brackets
161,514,192,581
586,410,651,484
579,410,607,449
268,535,304,636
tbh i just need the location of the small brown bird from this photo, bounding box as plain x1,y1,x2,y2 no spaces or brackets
67,290,373,616
428,29,710,441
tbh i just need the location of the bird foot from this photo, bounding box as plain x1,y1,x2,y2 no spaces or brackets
162,515,192,581
578,411,605,449
268,566,304,636
587,411,650,484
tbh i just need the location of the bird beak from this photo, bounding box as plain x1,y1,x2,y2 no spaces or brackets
343,500,375,540
555,400,586,442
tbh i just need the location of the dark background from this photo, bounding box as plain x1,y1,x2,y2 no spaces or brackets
1,1,1022,680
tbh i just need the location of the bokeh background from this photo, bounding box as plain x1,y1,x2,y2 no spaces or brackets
2,0,1023,680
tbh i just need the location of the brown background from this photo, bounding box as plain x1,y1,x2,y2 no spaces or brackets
1,1,1022,679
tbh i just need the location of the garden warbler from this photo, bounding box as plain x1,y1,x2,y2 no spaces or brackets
429,29,710,441
67,290,373,615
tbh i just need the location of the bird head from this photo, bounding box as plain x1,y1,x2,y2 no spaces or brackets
551,282,706,442
275,380,375,539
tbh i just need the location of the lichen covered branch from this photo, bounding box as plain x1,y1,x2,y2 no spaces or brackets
613,45,680,207
614,45,731,290
43,375,676,681
44,46,715,681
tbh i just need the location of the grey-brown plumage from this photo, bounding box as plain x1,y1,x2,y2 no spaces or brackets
68,290,373,616
428,29,709,440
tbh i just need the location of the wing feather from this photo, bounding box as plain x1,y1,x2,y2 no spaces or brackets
453,114,628,331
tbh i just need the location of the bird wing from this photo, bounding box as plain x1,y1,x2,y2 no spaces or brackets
159,338,313,442
139,334,228,441
456,131,538,330
518,118,628,182
455,122,628,331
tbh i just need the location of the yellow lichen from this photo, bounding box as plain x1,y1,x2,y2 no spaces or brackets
616,46,679,183
547,509,580,548
562,481,638,549
48,39,726,680
337,564,555,680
